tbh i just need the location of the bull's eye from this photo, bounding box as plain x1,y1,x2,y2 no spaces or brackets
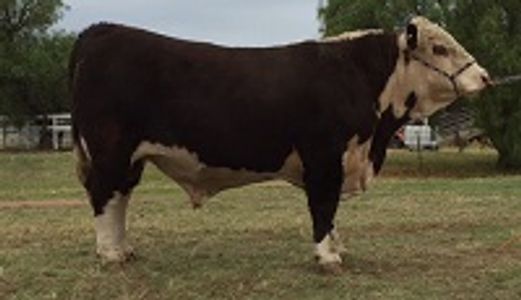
432,44,449,56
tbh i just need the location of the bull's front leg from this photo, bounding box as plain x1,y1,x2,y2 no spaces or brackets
303,154,344,274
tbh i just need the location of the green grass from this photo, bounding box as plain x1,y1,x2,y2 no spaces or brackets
1,149,521,299
382,148,504,177
0,148,508,202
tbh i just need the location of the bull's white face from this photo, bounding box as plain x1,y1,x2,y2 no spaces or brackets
383,16,490,119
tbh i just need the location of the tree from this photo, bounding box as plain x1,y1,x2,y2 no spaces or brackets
319,0,448,35
0,0,64,38
319,0,521,169
0,0,72,148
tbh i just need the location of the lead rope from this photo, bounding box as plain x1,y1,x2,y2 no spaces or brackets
493,74,521,86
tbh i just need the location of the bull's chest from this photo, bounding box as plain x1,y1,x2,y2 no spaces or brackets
131,140,373,207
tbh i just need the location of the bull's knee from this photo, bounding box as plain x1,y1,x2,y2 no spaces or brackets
94,191,134,262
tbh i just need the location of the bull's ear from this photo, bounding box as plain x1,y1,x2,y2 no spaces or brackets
406,23,418,50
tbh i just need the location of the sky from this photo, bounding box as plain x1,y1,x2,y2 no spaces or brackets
57,0,323,47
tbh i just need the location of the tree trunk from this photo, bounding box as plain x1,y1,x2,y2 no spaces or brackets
497,149,521,170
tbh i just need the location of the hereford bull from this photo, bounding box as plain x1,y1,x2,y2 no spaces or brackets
70,16,490,270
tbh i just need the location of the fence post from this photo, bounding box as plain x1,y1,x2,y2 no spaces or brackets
416,129,423,172
52,115,58,150
1,117,5,150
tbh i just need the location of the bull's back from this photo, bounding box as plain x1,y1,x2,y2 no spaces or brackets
70,23,315,171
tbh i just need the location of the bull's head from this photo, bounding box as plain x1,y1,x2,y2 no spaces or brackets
384,16,490,119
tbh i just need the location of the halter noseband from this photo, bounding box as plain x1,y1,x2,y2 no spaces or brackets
410,53,476,97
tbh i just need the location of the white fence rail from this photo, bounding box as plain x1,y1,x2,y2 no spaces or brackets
0,113,72,150
49,113,72,150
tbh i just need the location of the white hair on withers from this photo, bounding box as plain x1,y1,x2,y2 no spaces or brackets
321,29,384,42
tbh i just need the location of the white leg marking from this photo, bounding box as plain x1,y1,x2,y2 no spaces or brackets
95,192,133,262
330,228,347,254
315,231,343,265
79,136,92,162
73,145,89,185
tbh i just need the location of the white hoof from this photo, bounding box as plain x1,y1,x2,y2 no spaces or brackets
315,251,342,265
315,233,343,265
97,244,135,263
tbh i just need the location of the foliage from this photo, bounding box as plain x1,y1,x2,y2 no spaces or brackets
0,0,72,127
0,149,504,201
319,0,521,169
0,32,74,121
0,0,65,42
319,0,444,35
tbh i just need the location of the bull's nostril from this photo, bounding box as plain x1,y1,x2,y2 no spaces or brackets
481,75,491,86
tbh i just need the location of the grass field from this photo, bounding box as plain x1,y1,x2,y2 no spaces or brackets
1,149,521,299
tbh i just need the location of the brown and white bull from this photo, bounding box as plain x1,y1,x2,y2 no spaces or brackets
70,16,490,271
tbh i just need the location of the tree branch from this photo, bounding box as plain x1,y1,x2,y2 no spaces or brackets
16,0,33,30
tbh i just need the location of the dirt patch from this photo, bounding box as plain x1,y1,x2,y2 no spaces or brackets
0,200,85,209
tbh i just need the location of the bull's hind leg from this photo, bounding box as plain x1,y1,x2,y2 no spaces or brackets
91,160,144,262
94,191,133,262
97,160,144,262
75,140,145,262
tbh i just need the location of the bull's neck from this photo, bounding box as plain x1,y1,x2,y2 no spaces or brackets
334,33,401,111
377,45,417,119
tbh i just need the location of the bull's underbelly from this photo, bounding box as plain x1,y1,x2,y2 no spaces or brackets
131,140,374,207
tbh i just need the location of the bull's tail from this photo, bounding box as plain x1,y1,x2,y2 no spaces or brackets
69,26,85,148
70,25,119,184
69,23,120,147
